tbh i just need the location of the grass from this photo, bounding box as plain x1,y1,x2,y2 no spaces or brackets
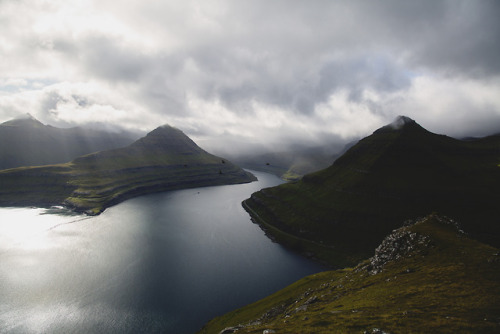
242,198,366,268
199,214,500,333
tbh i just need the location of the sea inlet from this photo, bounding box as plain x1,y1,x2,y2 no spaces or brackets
0,170,324,333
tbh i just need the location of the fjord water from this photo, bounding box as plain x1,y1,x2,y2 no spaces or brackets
0,171,324,333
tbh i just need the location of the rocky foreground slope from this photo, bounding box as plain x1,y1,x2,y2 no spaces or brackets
0,125,256,214
200,214,500,333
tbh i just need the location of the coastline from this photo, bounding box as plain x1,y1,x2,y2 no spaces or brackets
0,169,257,216
241,198,362,268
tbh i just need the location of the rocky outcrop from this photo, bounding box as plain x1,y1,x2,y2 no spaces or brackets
361,215,465,275
364,329,391,334
365,221,431,275
219,325,244,334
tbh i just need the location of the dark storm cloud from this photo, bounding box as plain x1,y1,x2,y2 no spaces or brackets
408,0,500,77
353,0,500,77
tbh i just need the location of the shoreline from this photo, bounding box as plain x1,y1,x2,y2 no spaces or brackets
1,172,257,216
241,198,357,269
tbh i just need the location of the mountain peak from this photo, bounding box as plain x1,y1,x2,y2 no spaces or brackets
140,124,190,141
1,113,45,128
374,115,423,134
24,113,37,120
130,124,205,154
390,115,415,129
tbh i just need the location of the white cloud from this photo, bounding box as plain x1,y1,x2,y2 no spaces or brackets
387,76,500,137
0,0,499,153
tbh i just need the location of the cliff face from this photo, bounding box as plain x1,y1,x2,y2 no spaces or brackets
243,116,500,266
200,214,500,333
0,124,256,215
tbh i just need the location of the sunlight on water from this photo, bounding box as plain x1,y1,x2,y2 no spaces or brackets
0,207,87,252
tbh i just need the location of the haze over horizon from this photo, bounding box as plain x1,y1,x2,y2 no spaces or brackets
1,0,499,154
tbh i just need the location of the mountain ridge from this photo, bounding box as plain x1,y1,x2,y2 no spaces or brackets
0,115,138,169
1,113,45,128
374,115,423,133
0,124,256,215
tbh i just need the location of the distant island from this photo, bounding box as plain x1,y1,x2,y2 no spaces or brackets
0,123,256,215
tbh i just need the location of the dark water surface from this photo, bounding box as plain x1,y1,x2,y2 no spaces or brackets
0,171,325,333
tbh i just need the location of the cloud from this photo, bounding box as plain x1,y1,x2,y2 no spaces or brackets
0,0,499,154
386,76,500,137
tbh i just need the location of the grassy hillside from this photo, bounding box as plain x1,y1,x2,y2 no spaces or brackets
244,117,500,266
0,125,256,215
0,114,136,169
200,214,500,333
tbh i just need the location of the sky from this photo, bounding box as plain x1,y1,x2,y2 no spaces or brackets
1,0,500,154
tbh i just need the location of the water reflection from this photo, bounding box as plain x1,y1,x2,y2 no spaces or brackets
0,207,84,252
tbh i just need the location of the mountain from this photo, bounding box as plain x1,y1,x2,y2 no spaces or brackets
0,114,137,170
243,116,500,266
200,214,500,333
0,124,256,215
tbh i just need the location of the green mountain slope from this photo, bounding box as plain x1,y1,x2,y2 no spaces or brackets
200,214,500,333
0,114,136,169
0,124,256,214
244,116,500,266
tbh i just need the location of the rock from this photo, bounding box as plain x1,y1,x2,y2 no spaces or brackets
294,305,308,313
365,219,431,275
304,296,319,305
261,303,287,320
364,328,391,334
219,325,244,334
357,215,468,275
263,330,276,334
